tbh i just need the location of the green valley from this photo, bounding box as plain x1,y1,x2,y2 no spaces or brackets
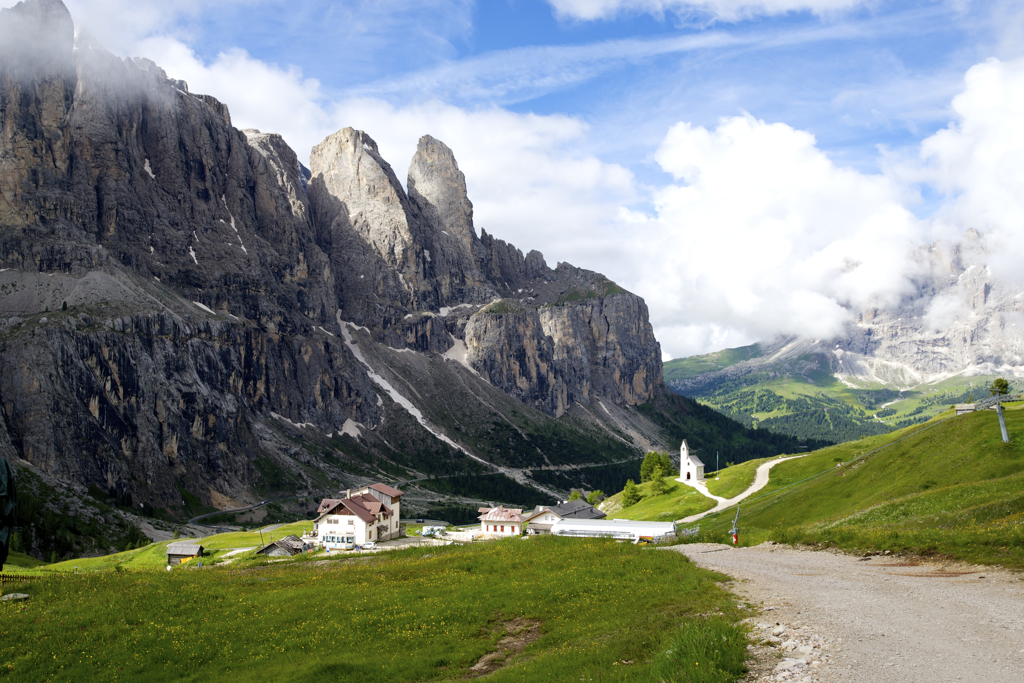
666,343,1008,444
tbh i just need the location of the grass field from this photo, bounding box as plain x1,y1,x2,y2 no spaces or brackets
1,537,750,683
682,404,1024,568
1,551,46,569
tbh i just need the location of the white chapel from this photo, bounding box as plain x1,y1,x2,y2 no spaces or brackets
677,440,705,482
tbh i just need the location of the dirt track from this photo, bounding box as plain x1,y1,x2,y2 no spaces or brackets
671,543,1024,682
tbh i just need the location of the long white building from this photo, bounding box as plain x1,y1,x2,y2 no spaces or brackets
549,518,677,543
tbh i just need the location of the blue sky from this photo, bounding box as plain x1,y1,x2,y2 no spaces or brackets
24,0,1024,357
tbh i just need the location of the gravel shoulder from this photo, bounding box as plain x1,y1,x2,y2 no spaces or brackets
670,543,1024,683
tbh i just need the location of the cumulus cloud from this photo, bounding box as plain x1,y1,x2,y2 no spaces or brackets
636,113,924,357
916,57,1024,289
546,0,868,22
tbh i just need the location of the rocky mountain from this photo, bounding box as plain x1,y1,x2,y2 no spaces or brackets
0,0,679,554
667,234,1024,441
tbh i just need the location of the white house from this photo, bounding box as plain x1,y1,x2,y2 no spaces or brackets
478,506,524,536
312,483,404,550
677,439,705,483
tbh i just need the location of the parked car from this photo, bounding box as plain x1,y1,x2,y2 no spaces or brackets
362,542,377,550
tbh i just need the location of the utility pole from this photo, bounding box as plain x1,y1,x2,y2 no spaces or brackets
716,451,720,480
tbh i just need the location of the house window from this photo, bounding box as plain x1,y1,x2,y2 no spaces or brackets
501,525,505,532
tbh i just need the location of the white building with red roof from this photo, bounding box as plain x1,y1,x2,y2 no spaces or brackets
478,505,525,536
312,483,404,549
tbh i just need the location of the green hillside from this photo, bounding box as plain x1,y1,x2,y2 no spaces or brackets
681,403,1024,568
663,344,762,381
638,388,830,465
665,346,1006,444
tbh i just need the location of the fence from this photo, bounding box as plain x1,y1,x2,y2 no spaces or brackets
0,573,35,585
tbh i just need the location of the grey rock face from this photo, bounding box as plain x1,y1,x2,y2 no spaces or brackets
465,302,569,416
0,0,664,515
407,135,494,306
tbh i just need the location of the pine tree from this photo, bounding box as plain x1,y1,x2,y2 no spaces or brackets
649,465,666,496
621,479,641,507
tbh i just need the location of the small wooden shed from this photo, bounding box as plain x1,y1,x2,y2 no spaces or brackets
166,542,204,566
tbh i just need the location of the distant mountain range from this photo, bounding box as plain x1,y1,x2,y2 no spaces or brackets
667,235,1023,443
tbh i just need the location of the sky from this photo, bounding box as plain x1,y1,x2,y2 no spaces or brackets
14,0,1024,359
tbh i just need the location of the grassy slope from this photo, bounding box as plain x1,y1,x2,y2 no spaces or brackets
705,456,773,499
603,476,716,521
685,403,1024,568
1,551,47,569
0,537,748,683
663,344,762,381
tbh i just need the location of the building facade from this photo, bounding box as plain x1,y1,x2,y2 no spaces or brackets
478,506,525,536
313,483,404,550
677,439,705,482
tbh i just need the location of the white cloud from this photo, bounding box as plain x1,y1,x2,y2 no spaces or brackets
635,113,923,357
134,37,334,161
546,0,869,22
916,57,1024,288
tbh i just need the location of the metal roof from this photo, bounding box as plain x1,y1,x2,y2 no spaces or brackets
368,483,404,498
166,543,203,555
550,499,606,519
550,518,676,536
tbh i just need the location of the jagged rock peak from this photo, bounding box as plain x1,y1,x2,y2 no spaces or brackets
408,135,475,244
308,127,423,282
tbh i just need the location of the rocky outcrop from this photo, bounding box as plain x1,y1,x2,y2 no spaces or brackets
0,0,664,517
407,135,494,306
465,302,568,416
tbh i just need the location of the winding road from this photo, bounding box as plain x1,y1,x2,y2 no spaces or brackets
677,455,807,524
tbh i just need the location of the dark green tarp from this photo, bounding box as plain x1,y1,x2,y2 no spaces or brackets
0,458,15,569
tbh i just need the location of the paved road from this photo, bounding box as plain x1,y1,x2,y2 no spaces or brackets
672,543,1024,683
678,455,807,523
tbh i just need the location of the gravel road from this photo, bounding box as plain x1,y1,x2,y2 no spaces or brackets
670,543,1024,682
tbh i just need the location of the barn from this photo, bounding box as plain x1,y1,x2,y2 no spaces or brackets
166,542,204,566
